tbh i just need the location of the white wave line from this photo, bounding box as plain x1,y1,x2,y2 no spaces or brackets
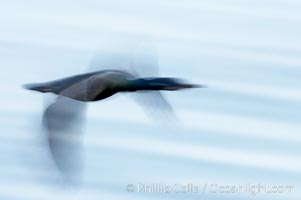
201,79,301,102
1,6,301,54
88,136,301,174
180,110,301,143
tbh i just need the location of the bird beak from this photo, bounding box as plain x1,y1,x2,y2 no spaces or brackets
185,84,207,89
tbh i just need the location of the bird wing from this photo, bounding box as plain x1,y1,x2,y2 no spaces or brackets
41,57,108,180
43,39,136,179
42,73,111,180
130,40,177,121
88,37,158,76
43,95,86,181
89,38,176,121
133,91,177,123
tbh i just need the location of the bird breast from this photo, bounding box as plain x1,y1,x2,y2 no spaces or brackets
59,75,111,102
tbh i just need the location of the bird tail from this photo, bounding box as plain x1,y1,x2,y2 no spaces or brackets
23,82,53,93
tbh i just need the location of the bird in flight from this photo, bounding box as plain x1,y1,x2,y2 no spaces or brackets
23,40,204,183
24,69,201,102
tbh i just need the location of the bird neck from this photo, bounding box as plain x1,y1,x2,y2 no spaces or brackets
125,78,148,91
126,78,171,92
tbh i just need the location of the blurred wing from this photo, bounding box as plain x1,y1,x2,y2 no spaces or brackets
130,40,177,121
134,91,177,123
89,37,176,121
88,37,158,76
43,95,86,181
88,50,133,72
129,39,159,77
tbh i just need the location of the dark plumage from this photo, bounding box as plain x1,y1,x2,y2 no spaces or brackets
24,70,202,102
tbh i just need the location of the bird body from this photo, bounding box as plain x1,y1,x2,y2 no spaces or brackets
24,70,200,102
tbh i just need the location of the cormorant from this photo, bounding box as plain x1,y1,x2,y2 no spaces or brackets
24,69,201,102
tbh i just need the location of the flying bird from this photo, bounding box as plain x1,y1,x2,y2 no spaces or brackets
24,70,202,181
24,70,201,102
23,39,204,182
